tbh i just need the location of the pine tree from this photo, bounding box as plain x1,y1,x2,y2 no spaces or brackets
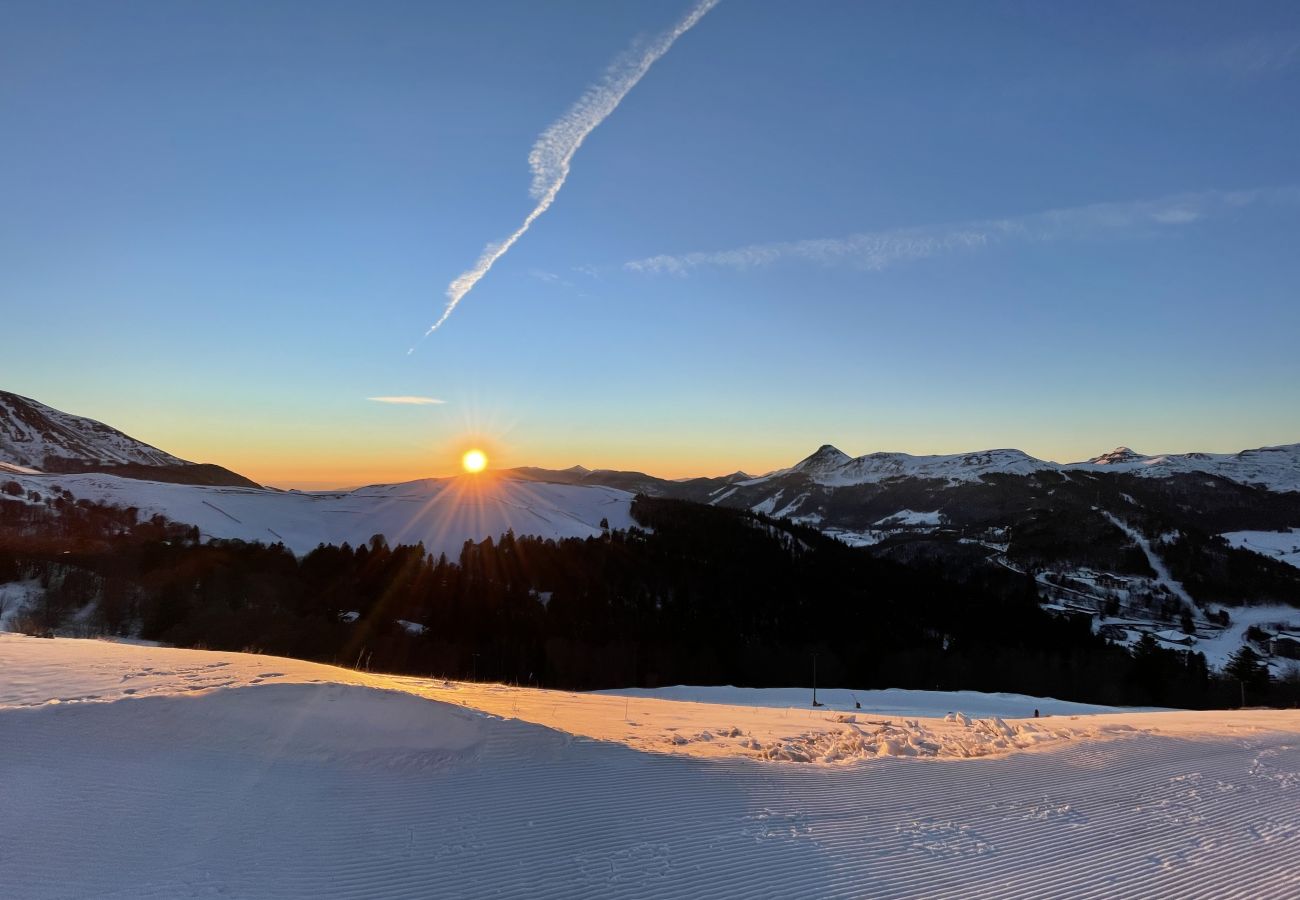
1225,645,1270,705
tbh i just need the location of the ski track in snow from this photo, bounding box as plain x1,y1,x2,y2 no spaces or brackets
1101,510,1195,607
3,636,1300,898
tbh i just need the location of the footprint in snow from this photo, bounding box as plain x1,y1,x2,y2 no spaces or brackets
741,808,811,842
576,842,671,887
896,819,995,858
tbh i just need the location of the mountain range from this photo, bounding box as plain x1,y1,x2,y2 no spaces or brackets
3,390,1298,560
3,389,1299,670
5,388,1297,497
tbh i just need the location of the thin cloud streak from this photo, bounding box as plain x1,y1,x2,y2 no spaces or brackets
368,396,447,406
1211,31,1300,76
624,186,1300,276
422,0,720,338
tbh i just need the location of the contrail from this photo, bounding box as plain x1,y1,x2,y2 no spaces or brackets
419,0,720,342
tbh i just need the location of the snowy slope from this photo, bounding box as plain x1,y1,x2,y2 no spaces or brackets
3,635,1300,899
6,471,636,557
1222,529,1300,570
0,390,184,469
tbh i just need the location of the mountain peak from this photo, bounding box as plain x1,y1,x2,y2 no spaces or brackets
794,444,852,474
1089,447,1145,465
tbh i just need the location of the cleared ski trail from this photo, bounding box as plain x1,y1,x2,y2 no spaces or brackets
2,635,1298,899
1101,510,1195,606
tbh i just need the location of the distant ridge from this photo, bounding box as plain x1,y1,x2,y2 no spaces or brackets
0,390,259,488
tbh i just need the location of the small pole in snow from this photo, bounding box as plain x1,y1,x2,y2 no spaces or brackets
1241,680,1246,708
812,652,821,707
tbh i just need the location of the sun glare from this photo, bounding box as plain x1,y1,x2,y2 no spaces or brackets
461,448,488,473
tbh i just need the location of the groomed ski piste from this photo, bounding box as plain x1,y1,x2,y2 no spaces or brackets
2,635,1298,899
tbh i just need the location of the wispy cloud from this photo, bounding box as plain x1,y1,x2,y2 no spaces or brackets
1211,31,1300,77
367,396,446,406
624,186,1300,276
419,0,720,341
529,268,575,288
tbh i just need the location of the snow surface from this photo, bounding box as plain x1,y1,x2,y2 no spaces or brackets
3,635,1300,898
3,471,636,557
1222,529,1300,570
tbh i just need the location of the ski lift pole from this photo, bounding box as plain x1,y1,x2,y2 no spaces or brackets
812,652,818,707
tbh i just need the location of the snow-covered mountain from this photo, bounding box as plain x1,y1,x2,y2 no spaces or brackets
2,470,635,558
4,389,1298,590
742,442,1300,492
0,390,183,469
0,391,256,487
764,444,1058,487
1067,444,1300,493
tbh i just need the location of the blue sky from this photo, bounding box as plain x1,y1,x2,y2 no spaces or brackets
3,0,1298,487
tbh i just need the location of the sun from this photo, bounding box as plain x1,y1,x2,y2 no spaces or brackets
461,448,488,473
